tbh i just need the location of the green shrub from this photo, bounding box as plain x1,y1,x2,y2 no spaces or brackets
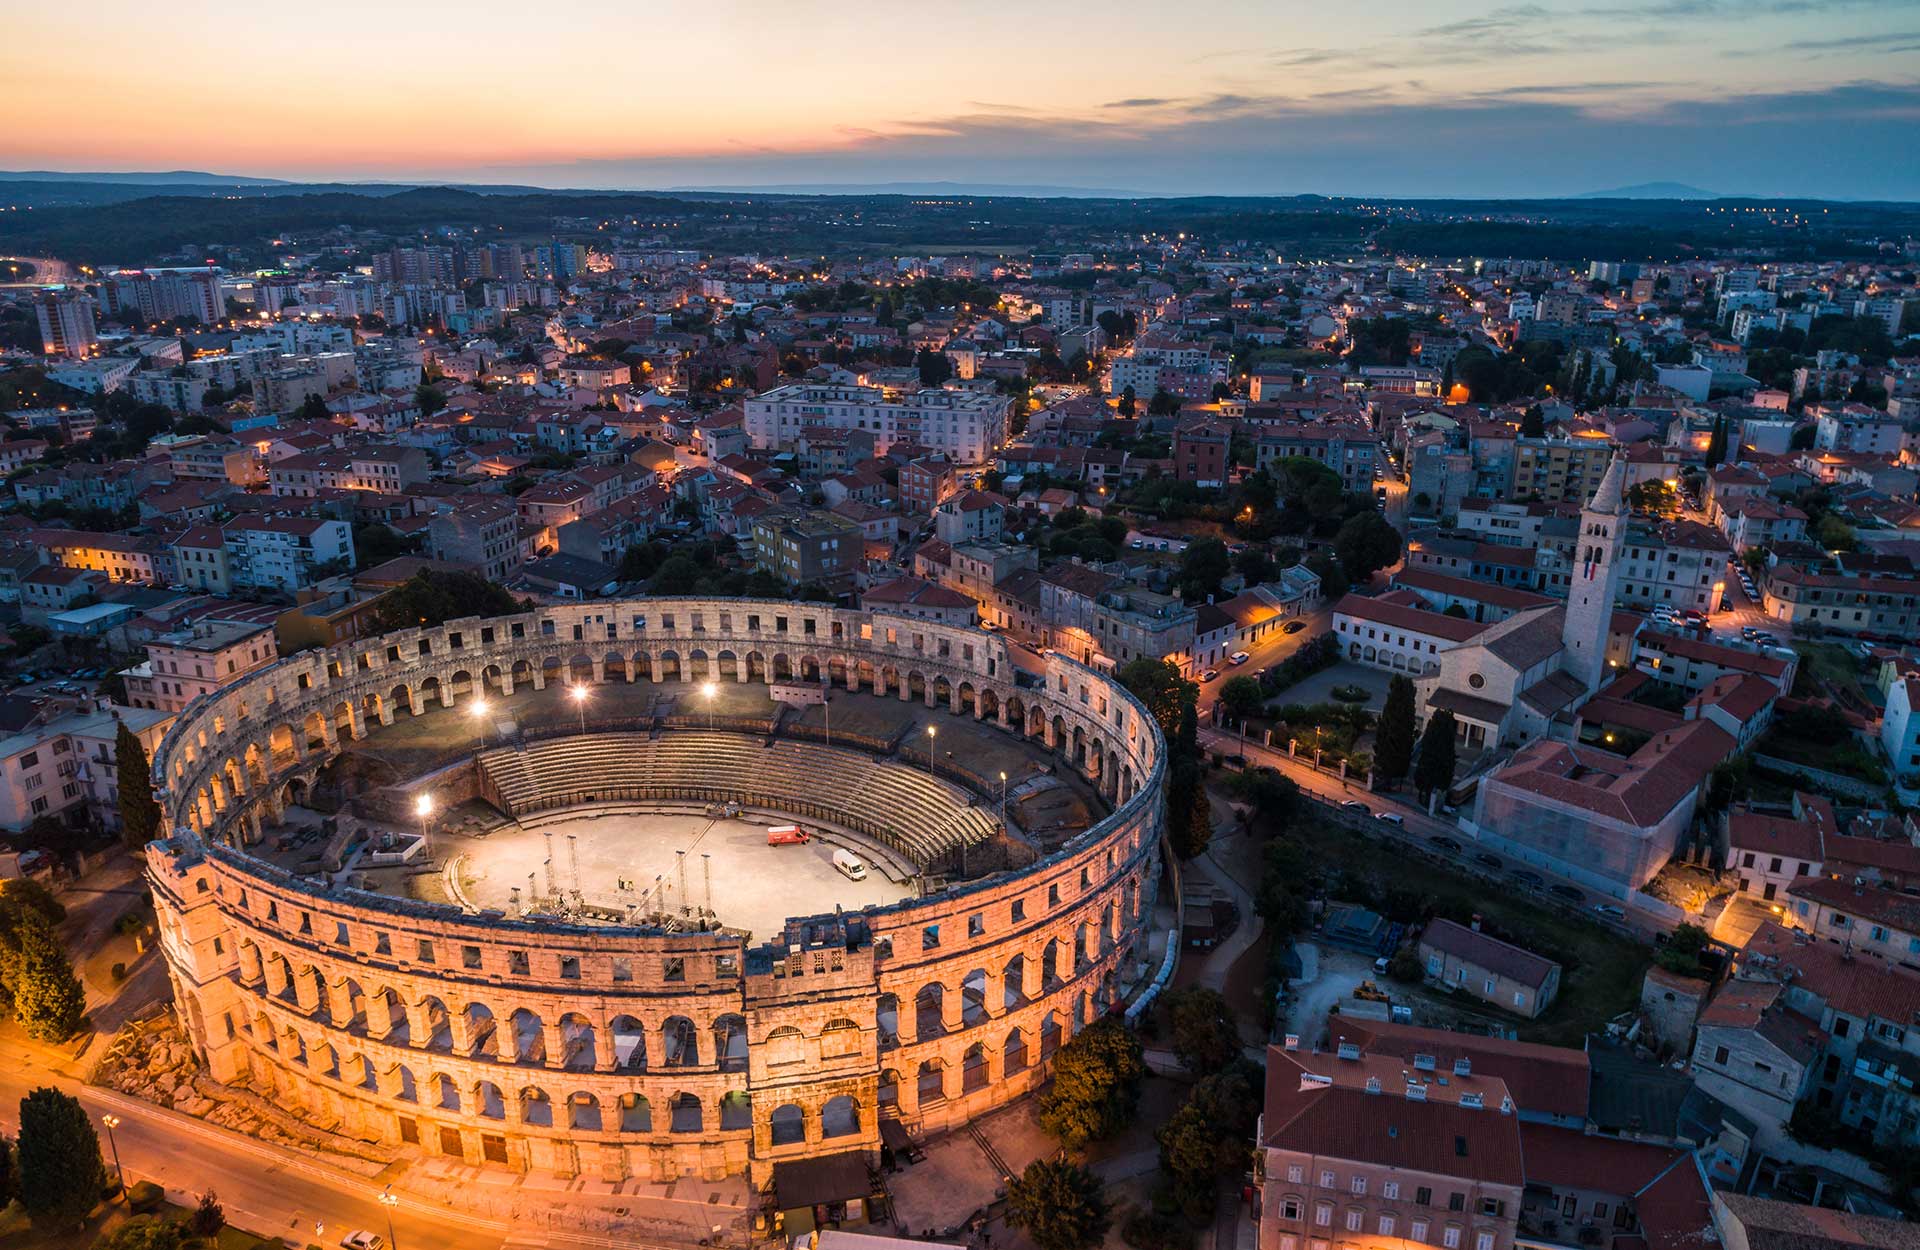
127,1179,165,1212
1123,1209,1196,1250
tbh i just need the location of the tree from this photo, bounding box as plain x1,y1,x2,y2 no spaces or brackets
1520,404,1545,438
1117,659,1195,741
1704,417,1728,469
189,1189,226,1238
1117,385,1136,418
95,1215,185,1250
1036,1019,1146,1147
1332,511,1403,583
1161,986,1240,1073
116,723,163,849
1166,762,1213,860
1005,1158,1111,1250
915,348,952,387
414,383,448,418
1218,677,1265,724
296,394,329,422
1177,538,1232,602
1375,676,1417,781
1414,710,1458,801
369,570,525,631
1147,389,1183,418
0,1130,15,1209
2,910,86,1041
16,1087,107,1229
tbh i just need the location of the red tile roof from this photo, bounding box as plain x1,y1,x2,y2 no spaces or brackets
1334,1020,1589,1119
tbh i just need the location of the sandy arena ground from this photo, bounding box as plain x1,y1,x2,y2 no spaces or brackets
439,809,915,938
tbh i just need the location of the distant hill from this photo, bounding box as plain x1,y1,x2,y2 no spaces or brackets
669,180,1160,199
0,169,290,185
1576,182,1721,200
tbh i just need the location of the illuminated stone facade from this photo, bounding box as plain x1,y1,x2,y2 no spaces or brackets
145,598,1166,1185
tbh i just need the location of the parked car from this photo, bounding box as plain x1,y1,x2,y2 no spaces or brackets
1509,869,1545,888
1283,619,1308,634
1592,903,1627,921
1473,852,1503,870
341,1235,386,1250
1548,883,1586,903
1228,651,1252,666
1341,799,1371,813
1201,669,1220,682
1374,812,1404,826
1429,835,1463,853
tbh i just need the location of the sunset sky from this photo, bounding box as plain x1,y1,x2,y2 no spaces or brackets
9,0,1920,197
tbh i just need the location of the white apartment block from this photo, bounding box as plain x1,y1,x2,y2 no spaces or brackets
744,384,1010,463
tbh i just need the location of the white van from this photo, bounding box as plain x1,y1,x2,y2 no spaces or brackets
831,849,868,881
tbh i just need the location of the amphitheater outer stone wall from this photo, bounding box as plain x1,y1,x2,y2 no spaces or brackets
144,597,1166,1186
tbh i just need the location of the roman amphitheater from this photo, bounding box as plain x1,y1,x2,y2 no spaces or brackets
144,598,1168,1186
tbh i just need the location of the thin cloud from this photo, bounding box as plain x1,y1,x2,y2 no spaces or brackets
1102,97,1176,109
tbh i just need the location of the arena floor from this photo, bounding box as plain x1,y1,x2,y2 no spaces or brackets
437,809,916,938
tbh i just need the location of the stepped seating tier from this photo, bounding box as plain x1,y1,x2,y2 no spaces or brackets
476,731,997,867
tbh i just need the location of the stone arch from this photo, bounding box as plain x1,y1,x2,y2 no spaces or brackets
419,674,443,707
914,982,946,1041
464,1002,498,1060
719,1090,752,1131
1040,1009,1063,1058
658,650,682,681
1002,954,1028,1011
962,1041,990,1093
431,1071,462,1111
349,1052,378,1091
568,1091,602,1131
878,1068,901,1114
475,1079,506,1119
916,1058,946,1106
772,653,794,681
821,1095,859,1138
876,994,900,1047
769,1102,806,1146
387,684,414,718
668,1092,703,1133
392,1063,418,1103
602,651,627,681
417,995,453,1052
716,648,741,680
559,1012,598,1072
746,650,767,681
800,654,822,682
688,648,711,679
1004,1026,1029,1073
510,1008,545,1064
662,1015,699,1067
448,668,475,700
566,653,594,684
618,1093,652,1132
301,709,328,750
482,662,505,694
610,1015,648,1071
712,1013,747,1072
519,1085,553,1128
960,968,989,1027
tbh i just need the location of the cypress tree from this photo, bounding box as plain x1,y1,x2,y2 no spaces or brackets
1414,710,1459,802
5,911,86,1041
116,723,163,848
16,1087,107,1229
1375,676,1417,781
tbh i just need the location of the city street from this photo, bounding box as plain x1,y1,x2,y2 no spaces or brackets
1193,606,1331,700
0,1028,727,1250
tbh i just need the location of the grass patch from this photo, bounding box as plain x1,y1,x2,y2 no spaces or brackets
1274,819,1652,1048
1792,641,1871,706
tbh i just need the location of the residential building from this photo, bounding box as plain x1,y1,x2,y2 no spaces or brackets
35,290,97,359
750,507,861,590
1417,919,1562,1019
428,499,524,583
122,619,278,714
744,384,1010,462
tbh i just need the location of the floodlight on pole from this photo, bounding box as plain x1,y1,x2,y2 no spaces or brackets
701,681,718,730
570,684,590,733
926,725,937,779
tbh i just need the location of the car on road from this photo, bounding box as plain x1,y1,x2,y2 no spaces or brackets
1283,619,1308,634
1508,869,1545,888
341,1235,386,1250
1228,651,1251,666
1429,834,1463,853
1472,852,1503,870
1341,799,1370,813
1592,903,1627,921
1548,883,1585,903
1374,811,1404,825
1201,669,1220,682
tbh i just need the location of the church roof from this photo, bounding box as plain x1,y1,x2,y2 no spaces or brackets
1476,605,1568,671
1587,453,1629,515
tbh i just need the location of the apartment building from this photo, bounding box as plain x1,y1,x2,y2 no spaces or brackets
268,447,429,496
122,619,277,714
1509,438,1615,505
1762,565,1920,636
749,507,862,589
167,435,265,486
35,291,98,359
429,499,525,582
1253,424,1380,490
744,383,1010,462
222,516,356,591
1258,1042,1525,1250
0,700,172,833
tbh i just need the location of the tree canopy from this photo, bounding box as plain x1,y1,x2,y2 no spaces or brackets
370,570,526,632
1036,1019,1146,1147
0,910,85,1041
1005,1158,1112,1250
1375,676,1417,782
16,1087,107,1228
116,723,163,849
1414,710,1459,800
1161,986,1241,1073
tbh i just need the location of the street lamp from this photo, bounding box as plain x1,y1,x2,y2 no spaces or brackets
415,794,435,856
926,725,937,779
100,1114,126,1197
701,680,718,731
470,697,491,747
378,1185,400,1250
570,683,589,733
999,770,1008,824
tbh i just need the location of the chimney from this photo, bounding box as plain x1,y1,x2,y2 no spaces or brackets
1454,1057,1472,1078
1365,1076,1382,1094
1337,1040,1362,1061
1284,1033,1301,1051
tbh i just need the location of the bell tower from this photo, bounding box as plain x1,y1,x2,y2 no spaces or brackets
1564,455,1627,693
